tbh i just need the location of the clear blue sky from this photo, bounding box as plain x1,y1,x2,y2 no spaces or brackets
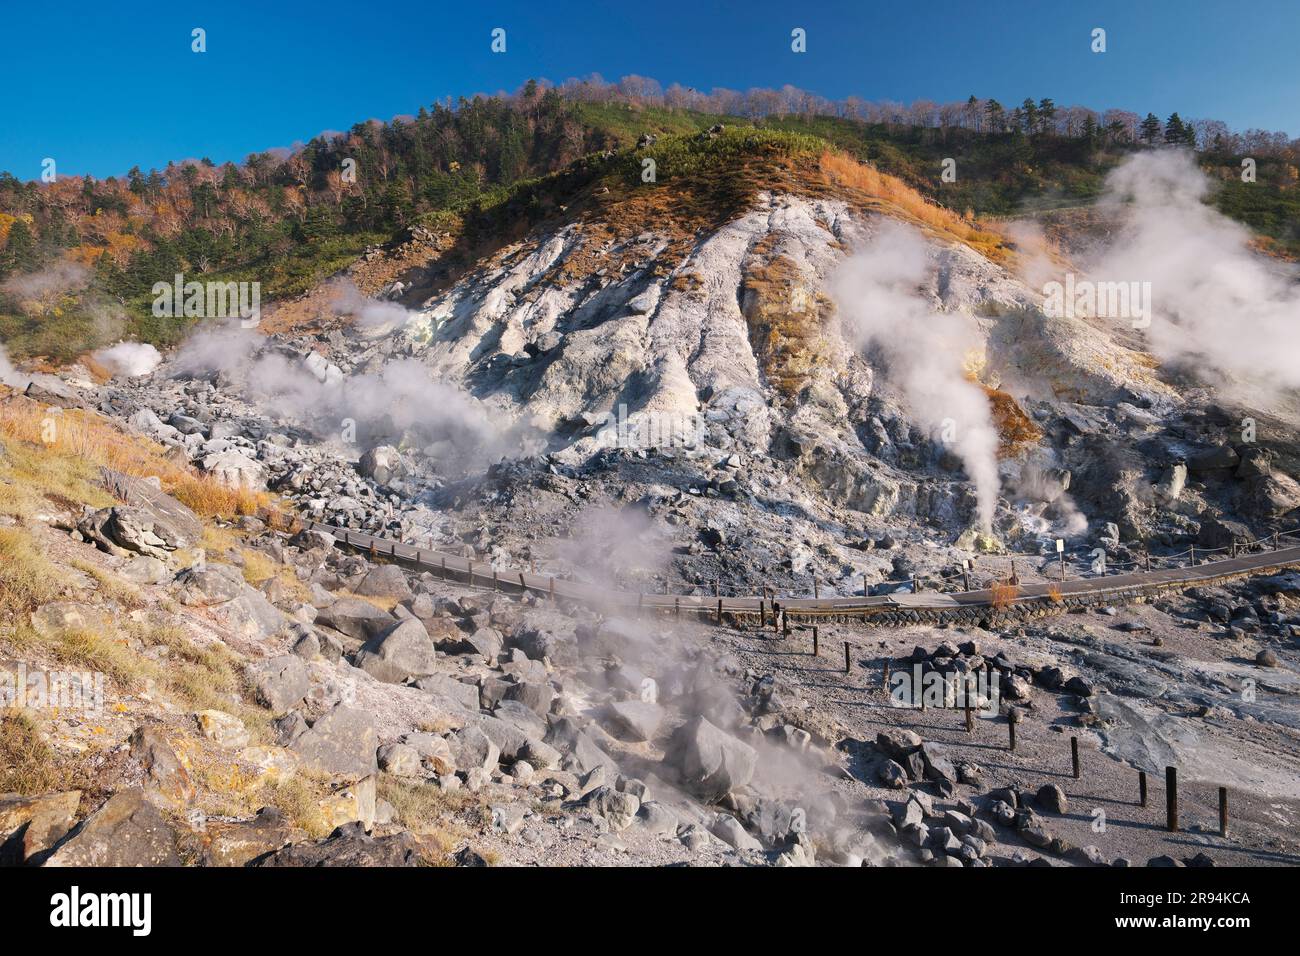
3,0,1297,179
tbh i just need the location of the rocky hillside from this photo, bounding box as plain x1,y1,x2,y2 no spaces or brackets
4,127,1300,868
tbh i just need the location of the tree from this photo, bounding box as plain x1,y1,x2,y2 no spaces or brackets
1164,112,1187,145
984,99,1005,132
1140,113,1162,144
0,217,36,276
1037,98,1057,135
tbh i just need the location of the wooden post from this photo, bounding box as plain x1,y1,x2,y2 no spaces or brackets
1139,770,1148,807
1273,532,1280,551
964,677,973,732
637,593,643,619
1145,553,1151,572
771,601,780,633
963,570,971,590
1189,545,1195,566
813,578,819,600
759,599,766,628
441,556,447,579
1059,550,1065,582
714,578,720,597
1231,541,1238,558
548,577,555,604
811,626,819,657
674,597,680,619
1008,714,1017,751
782,611,791,638
492,569,499,592
881,659,889,687
1166,766,1178,832
1219,786,1228,837
416,549,424,566
1010,559,1018,585
716,598,723,626
1071,736,1080,779
467,559,474,588
912,574,920,594
843,641,851,675
518,571,526,594
864,572,869,598
369,541,377,560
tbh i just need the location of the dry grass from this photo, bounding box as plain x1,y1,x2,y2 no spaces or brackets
70,559,146,610
239,549,277,585
1047,583,1064,604
0,397,274,521
0,710,70,794
990,579,1019,610
0,526,63,619
816,150,1012,264
376,773,475,862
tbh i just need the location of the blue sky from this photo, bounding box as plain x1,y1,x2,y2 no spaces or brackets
3,0,1297,179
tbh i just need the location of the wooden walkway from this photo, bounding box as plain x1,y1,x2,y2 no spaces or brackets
306,521,1300,623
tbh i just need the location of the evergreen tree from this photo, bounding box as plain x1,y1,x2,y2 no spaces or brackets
1140,113,1162,144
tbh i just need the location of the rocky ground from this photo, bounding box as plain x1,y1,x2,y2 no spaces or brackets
4,173,1300,867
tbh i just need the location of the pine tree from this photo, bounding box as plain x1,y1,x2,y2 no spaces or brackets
1164,112,1187,144
1140,113,1162,144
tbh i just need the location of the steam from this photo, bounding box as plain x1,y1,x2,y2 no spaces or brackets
93,342,162,378
1087,150,1300,405
170,320,526,475
330,279,410,330
0,342,29,389
832,221,1001,530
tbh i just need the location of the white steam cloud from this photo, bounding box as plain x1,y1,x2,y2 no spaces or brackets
0,342,30,389
171,321,528,475
833,221,1001,530
93,342,162,378
1088,150,1300,406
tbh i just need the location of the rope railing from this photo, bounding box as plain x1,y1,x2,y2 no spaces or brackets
311,519,1300,623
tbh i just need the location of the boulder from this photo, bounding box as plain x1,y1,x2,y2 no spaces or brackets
201,806,303,866
353,618,439,684
248,655,310,712
201,450,264,490
43,788,180,867
670,717,757,802
450,726,500,774
251,821,424,866
1197,516,1253,551
314,598,395,642
290,705,378,778
1036,783,1069,814
0,791,81,865
354,564,412,601
603,700,665,742
174,564,246,606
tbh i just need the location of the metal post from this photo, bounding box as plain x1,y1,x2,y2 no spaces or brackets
1166,766,1178,832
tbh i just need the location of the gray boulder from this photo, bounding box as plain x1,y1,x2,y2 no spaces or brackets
290,705,379,778
353,618,439,684
670,717,757,802
248,655,310,712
